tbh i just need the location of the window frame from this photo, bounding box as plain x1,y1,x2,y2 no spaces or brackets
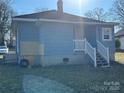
102,27,112,41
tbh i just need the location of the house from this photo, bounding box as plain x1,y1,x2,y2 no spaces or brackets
115,29,124,50
4,31,10,46
12,0,117,67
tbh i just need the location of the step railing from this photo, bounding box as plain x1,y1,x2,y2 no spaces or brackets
97,40,109,65
85,39,97,67
73,40,85,52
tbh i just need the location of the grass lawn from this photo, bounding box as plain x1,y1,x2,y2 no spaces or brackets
115,52,124,64
0,62,124,93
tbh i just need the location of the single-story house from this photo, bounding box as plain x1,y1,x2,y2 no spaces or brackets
12,0,117,67
115,29,124,50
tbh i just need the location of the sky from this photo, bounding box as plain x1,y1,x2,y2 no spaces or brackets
11,0,114,16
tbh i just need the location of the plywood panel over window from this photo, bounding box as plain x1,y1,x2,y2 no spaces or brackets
20,41,44,55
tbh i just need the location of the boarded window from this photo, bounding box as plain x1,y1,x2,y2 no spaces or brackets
20,41,44,55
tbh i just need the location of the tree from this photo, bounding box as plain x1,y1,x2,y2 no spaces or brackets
0,0,13,45
112,0,124,27
84,8,108,21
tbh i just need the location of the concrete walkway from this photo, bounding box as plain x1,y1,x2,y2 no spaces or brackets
23,75,74,93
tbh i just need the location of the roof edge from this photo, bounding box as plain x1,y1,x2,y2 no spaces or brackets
13,18,118,26
13,10,56,18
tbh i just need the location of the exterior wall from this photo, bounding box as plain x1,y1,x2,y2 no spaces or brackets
19,22,40,42
17,21,87,66
16,20,115,66
17,22,40,55
17,22,42,65
39,22,86,66
42,54,87,66
97,25,115,61
119,36,124,50
84,25,97,47
40,22,74,56
80,24,115,61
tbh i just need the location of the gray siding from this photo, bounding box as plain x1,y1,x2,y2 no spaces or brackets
17,22,87,66
84,25,97,47
40,22,74,56
16,21,115,66
97,25,115,60
17,22,40,56
19,22,40,41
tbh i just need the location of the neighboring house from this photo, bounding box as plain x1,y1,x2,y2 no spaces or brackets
12,0,117,67
4,31,10,46
115,29,124,50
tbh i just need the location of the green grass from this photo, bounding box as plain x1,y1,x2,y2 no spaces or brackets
0,62,124,93
115,52,124,64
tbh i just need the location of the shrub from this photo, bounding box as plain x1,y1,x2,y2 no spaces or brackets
115,39,121,49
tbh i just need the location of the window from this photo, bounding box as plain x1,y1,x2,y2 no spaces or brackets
102,28,112,41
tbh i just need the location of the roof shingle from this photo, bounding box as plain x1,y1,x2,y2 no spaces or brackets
115,29,124,37
14,10,105,23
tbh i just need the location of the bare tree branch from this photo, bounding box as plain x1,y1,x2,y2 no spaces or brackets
0,0,14,45
84,8,108,21
112,0,124,27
